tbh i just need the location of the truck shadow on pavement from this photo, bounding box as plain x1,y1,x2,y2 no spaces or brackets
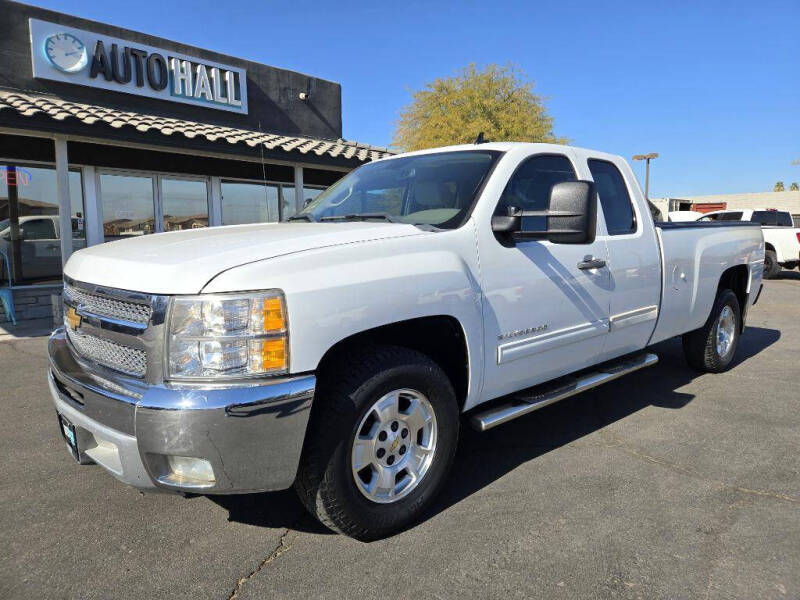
775,270,800,280
209,326,779,537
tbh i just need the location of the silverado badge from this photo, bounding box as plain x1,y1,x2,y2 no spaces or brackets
65,306,82,331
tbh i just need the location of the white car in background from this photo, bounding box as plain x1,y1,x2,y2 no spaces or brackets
0,215,85,282
667,210,704,222
697,209,800,278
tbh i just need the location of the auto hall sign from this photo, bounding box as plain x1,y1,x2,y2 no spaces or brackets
29,19,248,114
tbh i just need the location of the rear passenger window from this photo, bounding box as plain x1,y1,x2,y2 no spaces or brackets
588,159,636,235
751,211,777,226
494,154,576,215
720,212,744,221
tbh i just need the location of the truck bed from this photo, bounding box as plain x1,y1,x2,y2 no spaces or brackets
649,221,762,345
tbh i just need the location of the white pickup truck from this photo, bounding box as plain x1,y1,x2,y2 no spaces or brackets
0,215,85,281
49,142,764,540
696,208,800,278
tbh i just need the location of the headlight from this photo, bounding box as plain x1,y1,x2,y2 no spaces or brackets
167,291,288,379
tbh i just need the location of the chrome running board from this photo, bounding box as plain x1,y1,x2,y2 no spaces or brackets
470,352,659,432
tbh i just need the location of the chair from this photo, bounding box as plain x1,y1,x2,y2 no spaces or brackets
0,248,17,326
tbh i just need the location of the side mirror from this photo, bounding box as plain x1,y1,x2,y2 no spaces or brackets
303,198,314,208
491,180,597,244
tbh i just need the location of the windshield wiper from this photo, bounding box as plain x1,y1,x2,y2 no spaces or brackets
286,214,317,222
320,213,399,223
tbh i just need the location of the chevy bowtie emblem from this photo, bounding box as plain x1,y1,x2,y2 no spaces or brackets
65,306,82,331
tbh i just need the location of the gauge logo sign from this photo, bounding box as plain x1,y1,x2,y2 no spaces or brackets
44,32,88,73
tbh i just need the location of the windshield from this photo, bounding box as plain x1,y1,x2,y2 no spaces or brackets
295,150,502,228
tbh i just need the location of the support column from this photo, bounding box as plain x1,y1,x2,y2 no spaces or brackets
81,166,102,246
6,166,23,282
210,177,223,226
54,137,72,266
294,165,304,213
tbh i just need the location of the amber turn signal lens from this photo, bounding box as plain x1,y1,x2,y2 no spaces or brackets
260,338,287,371
262,297,285,332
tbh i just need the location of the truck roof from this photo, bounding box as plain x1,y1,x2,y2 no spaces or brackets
707,208,790,214
382,142,625,164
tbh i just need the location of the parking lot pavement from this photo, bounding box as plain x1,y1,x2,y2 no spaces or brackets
1,276,798,600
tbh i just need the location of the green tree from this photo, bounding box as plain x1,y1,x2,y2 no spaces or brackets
393,63,566,152
774,181,785,191
790,182,799,191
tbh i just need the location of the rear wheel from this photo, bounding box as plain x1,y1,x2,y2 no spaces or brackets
682,289,741,372
295,345,459,541
763,250,780,279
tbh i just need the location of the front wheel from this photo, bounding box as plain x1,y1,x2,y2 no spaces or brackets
294,345,459,541
682,289,741,372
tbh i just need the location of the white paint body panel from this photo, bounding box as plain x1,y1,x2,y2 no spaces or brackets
573,151,661,360
203,224,486,409
472,146,611,402
64,222,425,294
649,225,764,344
63,142,765,413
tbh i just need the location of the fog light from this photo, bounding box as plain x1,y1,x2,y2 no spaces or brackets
165,455,215,485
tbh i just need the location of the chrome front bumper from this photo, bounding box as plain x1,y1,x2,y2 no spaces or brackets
48,328,314,494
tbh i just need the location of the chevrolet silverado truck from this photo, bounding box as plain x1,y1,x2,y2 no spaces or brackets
696,208,800,278
49,143,764,540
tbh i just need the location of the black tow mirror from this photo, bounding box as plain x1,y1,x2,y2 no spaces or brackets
491,180,597,244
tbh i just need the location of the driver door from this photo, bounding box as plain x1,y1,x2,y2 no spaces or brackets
478,152,611,401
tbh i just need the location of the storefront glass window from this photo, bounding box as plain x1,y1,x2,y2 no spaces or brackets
100,174,155,241
221,181,279,225
280,185,326,220
0,164,84,285
161,178,209,231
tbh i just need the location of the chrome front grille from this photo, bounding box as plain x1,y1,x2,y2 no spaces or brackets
63,278,169,381
65,327,148,377
64,282,152,325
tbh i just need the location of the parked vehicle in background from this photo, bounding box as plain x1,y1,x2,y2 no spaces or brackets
697,209,800,278
48,142,764,540
667,210,704,222
0,215,85,282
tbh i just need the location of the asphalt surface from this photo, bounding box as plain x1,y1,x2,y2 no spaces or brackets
1,275,798,599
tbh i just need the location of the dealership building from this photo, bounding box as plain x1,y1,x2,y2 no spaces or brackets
0,1,391,324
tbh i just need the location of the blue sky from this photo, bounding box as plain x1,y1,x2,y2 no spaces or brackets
28,0,800,198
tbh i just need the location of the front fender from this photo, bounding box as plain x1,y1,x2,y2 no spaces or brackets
202,226,485,409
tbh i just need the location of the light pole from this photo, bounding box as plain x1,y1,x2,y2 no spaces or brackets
632,153,659,200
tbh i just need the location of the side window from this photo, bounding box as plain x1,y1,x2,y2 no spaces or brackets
588,159,636,235
494,154,576,215
21,218,57,240
775,212,793,227
720,212,744,221
751,211,777,226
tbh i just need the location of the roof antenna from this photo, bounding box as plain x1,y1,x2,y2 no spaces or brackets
474,132,487,144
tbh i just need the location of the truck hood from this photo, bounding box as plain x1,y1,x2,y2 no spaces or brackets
65,222,427,294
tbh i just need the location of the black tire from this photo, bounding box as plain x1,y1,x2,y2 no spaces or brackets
682,289,741,373
763,250,780,279
294,345,459,541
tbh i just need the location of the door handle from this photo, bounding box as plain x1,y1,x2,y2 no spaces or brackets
577,256,606,270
